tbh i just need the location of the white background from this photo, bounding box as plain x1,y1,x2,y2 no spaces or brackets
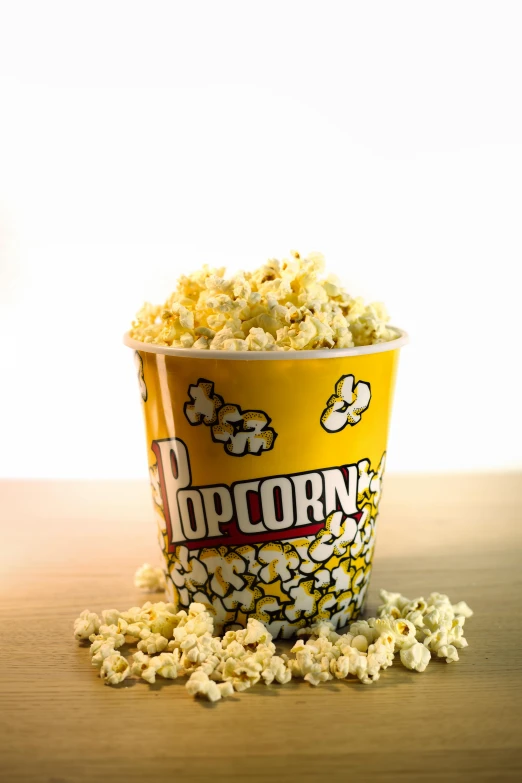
1,0,521,478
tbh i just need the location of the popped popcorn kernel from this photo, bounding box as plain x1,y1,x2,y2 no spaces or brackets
129,252,398,352
130,651,151,678
137,632,169,655
452,601,474,619
400,642,431,672
186,670,223,702
73,610,100,641
261,655,292,685
139,651,181,683
100,653,131,686
351,634,369,653
89,624,126,649
90,638,117,668
100,609,121,626
134,563,166,593
218,681,235,698
222,654,263,692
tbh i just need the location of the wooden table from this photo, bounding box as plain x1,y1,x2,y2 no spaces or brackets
1,475,521,783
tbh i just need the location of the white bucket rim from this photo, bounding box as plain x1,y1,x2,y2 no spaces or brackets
124,327,409,361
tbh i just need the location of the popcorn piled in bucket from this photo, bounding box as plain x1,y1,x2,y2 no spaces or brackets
129,251,395,351
73,587,473,701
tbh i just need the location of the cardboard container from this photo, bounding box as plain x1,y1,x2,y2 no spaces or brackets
124,329,408,637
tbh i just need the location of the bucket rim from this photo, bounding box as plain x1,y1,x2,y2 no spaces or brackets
124,326,409,360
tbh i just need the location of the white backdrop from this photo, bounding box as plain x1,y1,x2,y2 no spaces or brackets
1,0,521,478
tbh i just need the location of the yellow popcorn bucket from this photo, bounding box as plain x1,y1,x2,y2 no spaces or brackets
124,330,408,638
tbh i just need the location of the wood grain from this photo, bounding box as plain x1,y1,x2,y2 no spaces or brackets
1,475,521,783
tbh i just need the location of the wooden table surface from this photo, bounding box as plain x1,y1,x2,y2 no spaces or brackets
1,474,521,783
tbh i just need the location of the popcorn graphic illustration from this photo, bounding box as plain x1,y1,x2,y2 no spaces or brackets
184,379,223,426
184,378,277,456
134,351,148,402
320,374,371,432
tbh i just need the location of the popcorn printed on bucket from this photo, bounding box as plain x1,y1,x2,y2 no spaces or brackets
184,378,277,456
320,374,372,433
73,588,472,700
155,453,386,638
129,251,396,351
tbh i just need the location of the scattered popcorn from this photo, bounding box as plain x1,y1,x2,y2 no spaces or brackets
289,638,335,686
223,654,264,692
134,563,166,593
437,644,459,664
137,632,169,655
90,638,117,668
372,616,417,650
186,670,223,702
101,609,122,627
261,655,292,685
400,642,431,672
120,606,145,624
351,634,369,653
130,651,151,678
135,651,181,683
73,588,472,700
73,610,100,641
218,680,235,698
452,601,474,619
99,653,131,686
376,589,471,667
129,251,398,351
89,624,126,649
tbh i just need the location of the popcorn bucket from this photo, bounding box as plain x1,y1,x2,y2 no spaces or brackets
124,330,408,638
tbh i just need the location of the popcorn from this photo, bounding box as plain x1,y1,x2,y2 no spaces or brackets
74,589,472,696
99,653,131,686
327,630,395,685
181,633,222,668
347,619,379,645
400,642,431,672
437,644,459,664
332,648,373,684
134,563,166,593
130,651,151,678
168,604,215,649
101,609,122,627
130,252,397,351
289,638,335,686
218,680,235,698
222,655,263,692
237,618,273,648
73,610,100,641
140,602,178,638
368,633,395,671
89,624,126,649
261,655,292,685
137,632,169,655
133,651,181,683
120,606,145,624
452,601,474,619
250,643,278,671
90,638,117,668
376,588,472,666
372,617,417,650
297,619,340,643
351,634,369,653
186,670,225,702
